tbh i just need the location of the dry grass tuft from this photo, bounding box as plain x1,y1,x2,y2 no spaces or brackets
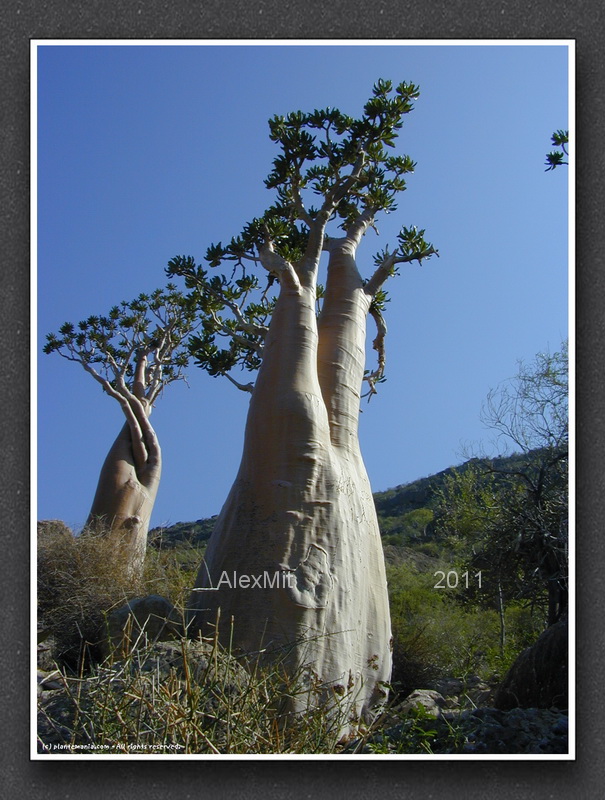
37,521,200,669
37,621,375,754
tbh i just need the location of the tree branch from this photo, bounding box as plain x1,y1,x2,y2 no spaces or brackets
257,239,301,293
362,305,387,401
291,184,314,227
209,310,264,355
113,377,161,476
214,299,268,341
132,350,148,400
323,148,366,212
364,253,397,298
60,352,150,472
346,206,378,247
224,373,255,393
364,246,438,298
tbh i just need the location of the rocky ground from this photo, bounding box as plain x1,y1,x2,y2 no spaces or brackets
37,640,569,756
347,683,568,755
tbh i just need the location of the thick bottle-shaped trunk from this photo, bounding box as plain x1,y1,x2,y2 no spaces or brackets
86,418,161,578
189,240,392,725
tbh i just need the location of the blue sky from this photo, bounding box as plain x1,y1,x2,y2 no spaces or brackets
35,42,570,530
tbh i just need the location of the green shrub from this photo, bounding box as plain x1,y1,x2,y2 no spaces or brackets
482,603,547,679
366,704,467,755
387,562,501,693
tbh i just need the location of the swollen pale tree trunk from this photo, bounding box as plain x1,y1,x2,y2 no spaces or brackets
46,287,196,580
85,360,161,578
189,228,392,724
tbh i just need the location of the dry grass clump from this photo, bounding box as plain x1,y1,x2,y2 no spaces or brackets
37,624,374,755
38,522,136,667
37,521,200,669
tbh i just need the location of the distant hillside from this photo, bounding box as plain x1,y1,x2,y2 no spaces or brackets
149,452,536,551
373,450,543,517
149,515,217,548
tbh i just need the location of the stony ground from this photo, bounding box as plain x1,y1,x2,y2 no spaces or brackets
37,640,569,756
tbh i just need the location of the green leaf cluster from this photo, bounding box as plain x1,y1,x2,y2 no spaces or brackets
166,254,273,381
372,226,438,276
545,129,568,171
205,79,422,271
43,284,198,396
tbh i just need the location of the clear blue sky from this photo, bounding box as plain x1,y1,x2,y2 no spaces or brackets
35,42,570,530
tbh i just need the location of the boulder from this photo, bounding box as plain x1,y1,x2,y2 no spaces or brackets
395,688,447,717
427,675,495,709
493,616,568,711
453,707,569,755
347,705,569,755
136,640,249,689
101,595,183,659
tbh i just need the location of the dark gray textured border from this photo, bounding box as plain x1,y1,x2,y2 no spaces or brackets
3,1,603,797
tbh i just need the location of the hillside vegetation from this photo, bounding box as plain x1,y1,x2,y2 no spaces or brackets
143,448,563,693
38,445,567,754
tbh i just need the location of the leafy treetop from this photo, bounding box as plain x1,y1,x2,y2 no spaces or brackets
44,284,200,408
167,79,438,394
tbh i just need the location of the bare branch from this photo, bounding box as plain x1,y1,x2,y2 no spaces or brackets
132,350,148,400
224,373,255,393
257,239,301,293
222,297,269,340
291,184,314,227
362,305,387,401
110,378,160,474
322,148,366,213
208,310,264,356
364,252,397,298
58,351,150,472
346,206,378,247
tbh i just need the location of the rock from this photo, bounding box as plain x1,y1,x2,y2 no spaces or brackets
454,707,569,755
37,693,80,752
37,640,57,672
136,640,249,690
395,689,447,717
493,616,568,711
101,595,183,659
37,669,64,692
428,675,496,710
431,677,465,696
345,703,569,755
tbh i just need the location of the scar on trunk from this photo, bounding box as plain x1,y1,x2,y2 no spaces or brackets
283,543,334,609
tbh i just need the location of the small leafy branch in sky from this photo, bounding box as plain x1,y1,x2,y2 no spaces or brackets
43,284,199,407
544,130,568,171
362,225,438,400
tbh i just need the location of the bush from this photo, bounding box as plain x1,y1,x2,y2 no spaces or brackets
387,562,501,694
483,603,547,680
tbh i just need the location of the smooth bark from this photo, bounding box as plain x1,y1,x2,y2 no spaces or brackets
189,233,393,724
86,387,161,578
